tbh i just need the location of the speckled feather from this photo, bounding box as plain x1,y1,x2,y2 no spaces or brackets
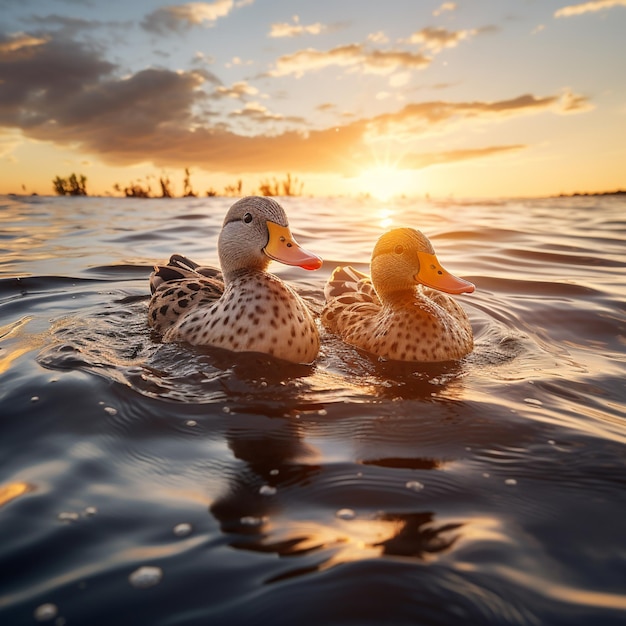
322,229,474,362
148,197,321,364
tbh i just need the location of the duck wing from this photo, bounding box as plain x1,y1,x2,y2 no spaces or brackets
150,254,223,294
148,255,225,334
322,265,382,333
324,265,380,304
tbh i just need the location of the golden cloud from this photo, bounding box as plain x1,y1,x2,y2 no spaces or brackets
555,0,626,17
270,44,431,78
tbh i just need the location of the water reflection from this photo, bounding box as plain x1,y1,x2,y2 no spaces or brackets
209,406,463,583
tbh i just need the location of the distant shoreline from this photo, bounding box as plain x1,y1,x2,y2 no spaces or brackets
4,188,625,200
554,189,626,198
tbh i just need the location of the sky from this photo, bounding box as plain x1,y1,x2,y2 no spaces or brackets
0,0,625,199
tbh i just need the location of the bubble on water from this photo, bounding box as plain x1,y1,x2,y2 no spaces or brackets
129,566,163,589
259,485,277,496
103,406,117,415
548,439,556,445
31,396,40,402
335,508,356,520
505,478,518,486
317,409,327,416
405,480,424,492
173,522,192,537
34,603,58,622
222,406,231,414
84,506,97,517
58,511,79,522
524,398,543,406
185,420,197,427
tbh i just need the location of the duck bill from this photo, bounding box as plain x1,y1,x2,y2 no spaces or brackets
415,252,475,294
263,221,323,270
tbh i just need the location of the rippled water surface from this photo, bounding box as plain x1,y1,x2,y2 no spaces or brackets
1,194,625,625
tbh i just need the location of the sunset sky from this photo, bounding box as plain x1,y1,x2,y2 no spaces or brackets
1,0,625,199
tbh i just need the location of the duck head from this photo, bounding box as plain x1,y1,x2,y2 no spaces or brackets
218,196,322,280
371,227,474,299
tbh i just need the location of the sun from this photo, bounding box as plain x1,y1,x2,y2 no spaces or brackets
353,163,417,201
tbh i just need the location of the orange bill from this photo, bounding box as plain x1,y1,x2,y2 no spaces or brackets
263,221,323,270
415,252,475,294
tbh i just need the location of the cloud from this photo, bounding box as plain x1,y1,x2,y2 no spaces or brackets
0,31,592,177
368,31,389,44
269,16,326,38
403,144,526,169
555,0,626,17
406,26,475,52
142,0,234,34
0,32,47,55
214,81,259,99
362,91,592,142
433,2,457,17
269,44,431,78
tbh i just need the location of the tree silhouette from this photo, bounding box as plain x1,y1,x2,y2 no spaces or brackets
53,173,88,196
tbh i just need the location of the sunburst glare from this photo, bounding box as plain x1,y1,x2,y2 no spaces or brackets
353,164,417,201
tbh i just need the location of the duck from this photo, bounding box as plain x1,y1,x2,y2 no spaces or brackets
148,196,323,364
322,227,475,362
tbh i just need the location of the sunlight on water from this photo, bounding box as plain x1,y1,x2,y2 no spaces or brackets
0,194,625,626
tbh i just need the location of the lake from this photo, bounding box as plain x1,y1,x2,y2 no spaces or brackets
1,193,625,625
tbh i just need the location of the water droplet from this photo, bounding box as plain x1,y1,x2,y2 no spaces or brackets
34,603,58,622
185,420,197,427
103,406,117,415
129,566,163,589
317,409,327,416
505,478,518,486
524,398,543,406
548,439,555,445
336,508,356,520
222,406,231,414
405,480,424,491
259,485,276,496
31,396,40,402
173,523,192,537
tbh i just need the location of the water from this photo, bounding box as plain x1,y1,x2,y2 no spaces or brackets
1,194,625,626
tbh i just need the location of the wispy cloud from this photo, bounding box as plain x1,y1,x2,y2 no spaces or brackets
269,15,326,38
269,44,431,78
404,144,526,169
362,92,592,143
405,26,475,52
554,0,626,17
0,32,47,55
433,2,457,17
214,81,259,99
142,0,235,34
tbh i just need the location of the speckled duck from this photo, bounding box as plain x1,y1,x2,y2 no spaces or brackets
322,227,475,362
148,196,323,364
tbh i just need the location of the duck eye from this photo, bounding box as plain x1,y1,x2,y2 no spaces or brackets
394,245,404,255
243,212,253,224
